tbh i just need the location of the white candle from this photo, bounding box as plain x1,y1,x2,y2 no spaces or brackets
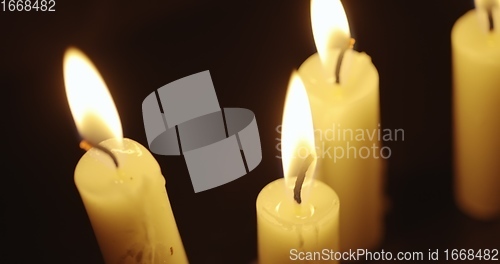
64,47,188,263
452,0,500,220
298,0,384,251
257,72,340,264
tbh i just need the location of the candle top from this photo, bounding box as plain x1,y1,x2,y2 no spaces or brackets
257,178,339,227
453,10,500,61
474,0,500,33
298,51,379,108
75,138,163,197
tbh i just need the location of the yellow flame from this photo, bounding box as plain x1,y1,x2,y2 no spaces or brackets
63,47,123,144
311,0,351,64
281,72,316,184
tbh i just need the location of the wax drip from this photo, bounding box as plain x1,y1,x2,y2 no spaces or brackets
297,228,304,249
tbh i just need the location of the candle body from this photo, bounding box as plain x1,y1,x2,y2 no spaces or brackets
74,138,188,264
256,178,339,264
452,10,500,220
298,51,384,251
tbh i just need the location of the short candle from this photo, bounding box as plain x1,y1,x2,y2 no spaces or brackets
256,72,340,264
452,0,500,220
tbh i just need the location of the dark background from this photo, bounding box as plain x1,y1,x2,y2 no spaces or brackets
2,0,499,263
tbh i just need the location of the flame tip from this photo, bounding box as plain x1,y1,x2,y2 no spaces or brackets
282,71,316,184
64,47,83,59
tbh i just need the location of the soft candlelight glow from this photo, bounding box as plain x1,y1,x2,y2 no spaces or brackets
281,72,316,188
311,0,351,64
64,47,123,144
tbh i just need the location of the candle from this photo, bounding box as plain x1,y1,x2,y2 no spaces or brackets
257,72,340,264
297,0,384,251
452,0,500,220
64,47,188,263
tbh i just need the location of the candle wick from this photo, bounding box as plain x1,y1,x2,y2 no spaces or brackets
334,49,346,84
293,154,314,204
334,38,356,84
80,140,119,167
487,8,495,32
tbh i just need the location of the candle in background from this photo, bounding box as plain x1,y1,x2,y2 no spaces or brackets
452,0,500,220
257,72,339,264
298,0,384,251
64,47,189,264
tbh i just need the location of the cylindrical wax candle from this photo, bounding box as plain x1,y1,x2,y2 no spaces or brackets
299,50,384,253
298,0,384,252
452,1,500,220
256,178,339,264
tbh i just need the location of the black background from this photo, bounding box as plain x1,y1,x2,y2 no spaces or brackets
1,0,499,263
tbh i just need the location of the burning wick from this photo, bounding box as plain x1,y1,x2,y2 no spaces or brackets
335,38,356,84
293,154,314,204
80,140,119,167
487,8,495,31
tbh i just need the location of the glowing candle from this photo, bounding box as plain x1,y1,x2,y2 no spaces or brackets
298,0,385,251
64,47,188,263
257,72,340,264
452,0,500,220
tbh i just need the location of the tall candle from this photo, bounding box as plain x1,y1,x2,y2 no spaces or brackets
298,0,384,251
452,0,500,220
64,47,188,263
257,72,339,264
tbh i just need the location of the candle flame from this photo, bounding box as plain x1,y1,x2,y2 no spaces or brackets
311,0,351,64
281,72,316,186
64,47,123,145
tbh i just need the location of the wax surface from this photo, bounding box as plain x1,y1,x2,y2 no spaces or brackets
298,50,385,252
452,9,500,220
74,138,188,264
256,178,339,264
